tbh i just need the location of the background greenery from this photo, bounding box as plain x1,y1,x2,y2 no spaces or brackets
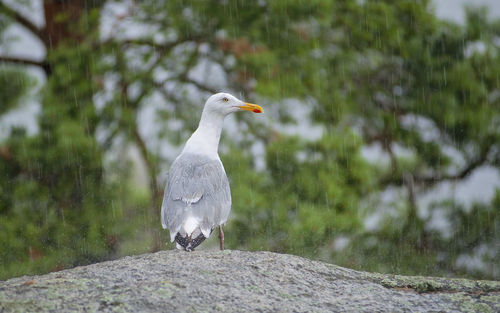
1,0,499,280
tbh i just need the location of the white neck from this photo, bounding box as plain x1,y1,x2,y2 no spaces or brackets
182,110,225,157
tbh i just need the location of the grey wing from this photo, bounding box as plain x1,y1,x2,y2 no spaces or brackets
161,154,231,241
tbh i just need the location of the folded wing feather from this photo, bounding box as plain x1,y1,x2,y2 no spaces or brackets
161,153,231,242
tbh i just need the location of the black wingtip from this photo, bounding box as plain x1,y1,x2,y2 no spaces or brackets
175,233,189,250
175,233,207,251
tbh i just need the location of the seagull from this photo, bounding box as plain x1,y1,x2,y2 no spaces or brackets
161,93,263,251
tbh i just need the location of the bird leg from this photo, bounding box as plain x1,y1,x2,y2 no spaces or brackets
218,226,224,251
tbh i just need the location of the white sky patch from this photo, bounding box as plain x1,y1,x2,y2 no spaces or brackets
188,58,228,91
0,24,45,60
399,114,441,143
464,41,487,57
426,208,452,239
333,236,350,251
250,140,266,171
0,66,45,139
454,166,500,205
420,166,500,213
1,0,44,28
137,92,184,173
432,0,500,24
364,187,407,231
365,164,500,236
361,142,414,166
93,73,120,113
100,0,158,42
0,96,40,138
361,143,390,166
127,143,150,188
456,244,499,278
272,98,324,141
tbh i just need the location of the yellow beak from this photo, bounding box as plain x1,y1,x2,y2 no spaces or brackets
238,102,263,113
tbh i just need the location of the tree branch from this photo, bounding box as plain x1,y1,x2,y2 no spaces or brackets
181,77,218,94
416,152,489,184
99,35,204,53
101,126,120,151
380,146,491,188
0,55,43,67
0,1,46,44
152,43,217,95
132,124,163,253
0,55,51,74
128,46,176,108
133,126,159,194
155,85,180,104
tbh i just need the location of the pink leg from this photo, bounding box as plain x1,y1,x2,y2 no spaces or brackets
218,226,224,251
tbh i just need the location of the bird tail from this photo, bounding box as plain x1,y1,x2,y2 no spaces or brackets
175,233,206,251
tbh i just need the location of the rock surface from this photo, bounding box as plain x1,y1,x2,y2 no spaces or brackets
1,250,499,312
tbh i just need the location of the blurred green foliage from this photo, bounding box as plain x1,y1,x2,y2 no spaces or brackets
0,0,499,280
0,68,33,115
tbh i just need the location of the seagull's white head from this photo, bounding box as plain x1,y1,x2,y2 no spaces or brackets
203,92,263,116
184,92,263,156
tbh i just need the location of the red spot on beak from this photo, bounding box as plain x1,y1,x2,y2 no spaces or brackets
253,109,261,113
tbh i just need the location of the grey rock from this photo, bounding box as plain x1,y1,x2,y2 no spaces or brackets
1,250,499,312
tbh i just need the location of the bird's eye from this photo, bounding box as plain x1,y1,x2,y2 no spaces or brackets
222,97,229,102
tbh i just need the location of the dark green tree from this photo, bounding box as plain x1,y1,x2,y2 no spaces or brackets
0,0,122,278
1,0,499,281
317,2,500,278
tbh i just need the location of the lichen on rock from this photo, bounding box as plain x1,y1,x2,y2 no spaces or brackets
1,250,499,312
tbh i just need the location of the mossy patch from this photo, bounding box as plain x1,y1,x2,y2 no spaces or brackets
1,250,499,312
371,274,500,293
